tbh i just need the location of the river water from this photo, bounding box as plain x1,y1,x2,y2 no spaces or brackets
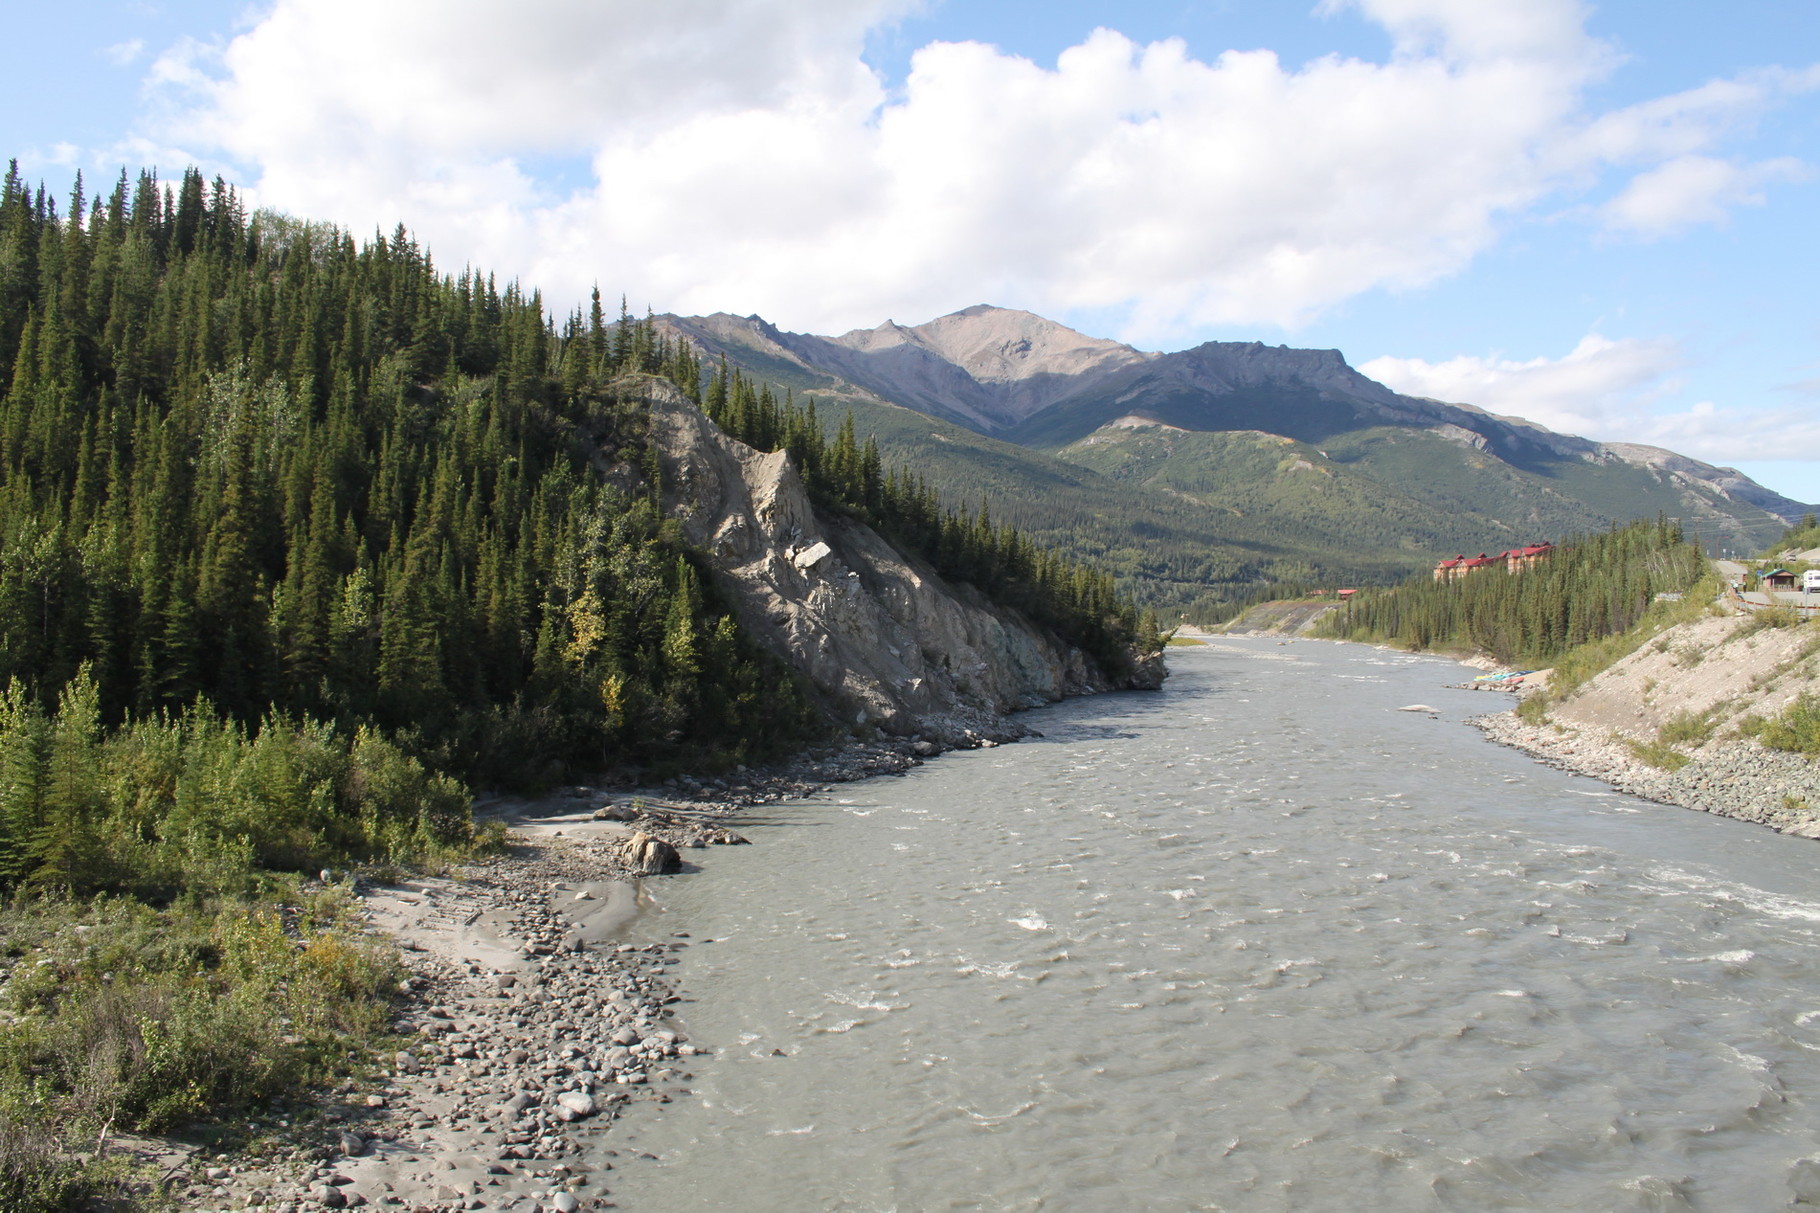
603,639,1820,1211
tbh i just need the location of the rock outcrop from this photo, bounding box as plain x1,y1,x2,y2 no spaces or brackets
633,379,1162,741
620,832,682,876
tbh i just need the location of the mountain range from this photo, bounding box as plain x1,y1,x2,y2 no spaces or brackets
657,305,1812,615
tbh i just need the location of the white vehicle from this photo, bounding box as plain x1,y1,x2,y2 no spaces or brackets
1805,570,1820,592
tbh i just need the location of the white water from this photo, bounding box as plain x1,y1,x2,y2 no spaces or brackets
603,640,1820,1210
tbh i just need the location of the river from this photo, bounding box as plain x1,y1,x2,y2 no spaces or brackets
601,638,1820,1211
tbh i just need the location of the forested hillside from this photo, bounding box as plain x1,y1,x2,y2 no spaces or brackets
0,161,1147,850
0,163,834,794
1765,513,1820,556
0,163,1159,1205
1322,518,1708,664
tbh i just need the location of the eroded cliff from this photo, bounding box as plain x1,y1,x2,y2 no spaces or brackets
623,379,1162,741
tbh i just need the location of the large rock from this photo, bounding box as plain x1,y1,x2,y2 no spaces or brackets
555,1090,597,1117
623,832,681,876
591,803,640,822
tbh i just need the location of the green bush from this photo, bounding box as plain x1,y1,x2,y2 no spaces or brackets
1757,693,1820,756
1742,604,1804,632
1623,736,1690,770
0,890,400,1137
1515,692,1550,723
0,673,487,901
1658,710,1717,748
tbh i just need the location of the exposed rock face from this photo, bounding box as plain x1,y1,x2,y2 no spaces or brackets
803,305,1154,431
1599,442,1818,527
664,306,1151,434
637,379,1161,739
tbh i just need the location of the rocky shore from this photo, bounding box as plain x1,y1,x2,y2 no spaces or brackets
1465,605,1820,841
1476,710,1820,838
180,733,1011,1213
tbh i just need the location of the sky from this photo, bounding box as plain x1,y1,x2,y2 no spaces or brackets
7,0,1820,504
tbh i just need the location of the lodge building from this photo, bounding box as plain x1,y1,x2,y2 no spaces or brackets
1432,542,1555,583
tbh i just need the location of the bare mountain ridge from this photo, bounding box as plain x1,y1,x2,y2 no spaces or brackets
663,305,1815,530
671,306,1149,432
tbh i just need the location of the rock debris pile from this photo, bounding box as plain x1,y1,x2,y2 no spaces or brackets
1478,714,1820,837
189,838,699,1213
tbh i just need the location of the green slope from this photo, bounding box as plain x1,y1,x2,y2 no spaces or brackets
662,315,1790,618
1006,381,1368,448
1317,428,1784,552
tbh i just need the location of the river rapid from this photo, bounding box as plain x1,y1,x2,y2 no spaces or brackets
603,639,1820,1211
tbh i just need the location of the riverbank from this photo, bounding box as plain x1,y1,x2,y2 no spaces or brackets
1469,606,1820,840
1475,711,1820,838
183,733,1002,1213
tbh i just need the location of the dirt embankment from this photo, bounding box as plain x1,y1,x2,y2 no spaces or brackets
1478,609,1820,837
1217,599,1341,637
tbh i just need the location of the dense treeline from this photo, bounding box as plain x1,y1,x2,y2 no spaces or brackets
0,160,1148,861
0,161,831,810
1323,518,1706,663
699,364,1155,670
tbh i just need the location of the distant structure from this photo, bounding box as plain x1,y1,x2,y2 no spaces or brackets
1433,542,1555,583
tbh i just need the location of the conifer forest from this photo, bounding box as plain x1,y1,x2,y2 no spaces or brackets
1322,518,1707,664
0,162,1147,895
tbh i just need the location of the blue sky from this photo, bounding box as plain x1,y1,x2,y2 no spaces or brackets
7,0,1820,503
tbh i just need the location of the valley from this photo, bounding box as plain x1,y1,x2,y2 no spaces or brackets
662,307,1814,617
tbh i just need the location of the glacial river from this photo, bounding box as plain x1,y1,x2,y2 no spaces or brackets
603,639,1820,1211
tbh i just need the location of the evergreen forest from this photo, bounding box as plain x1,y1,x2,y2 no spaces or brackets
0,161,1147,894
1321,518,1707,664
0,162,1152,1205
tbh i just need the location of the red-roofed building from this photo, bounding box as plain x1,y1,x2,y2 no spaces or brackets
1433,542,1554,583
1504,542,1555,572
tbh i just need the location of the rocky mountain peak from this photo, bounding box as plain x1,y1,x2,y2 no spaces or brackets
896,305,1154,386
1175,340,1389,399
827,305,1149,385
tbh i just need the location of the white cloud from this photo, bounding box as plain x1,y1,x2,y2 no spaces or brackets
1601,154,1809,237
103,39,145,67
1642,403,1820,464
1362,336,1820,463
1361,335,1681,435
1320,0,1608,68
136,0,1816,340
